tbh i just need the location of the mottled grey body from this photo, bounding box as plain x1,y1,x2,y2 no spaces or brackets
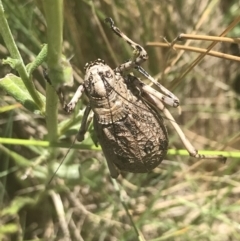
92,72,168,173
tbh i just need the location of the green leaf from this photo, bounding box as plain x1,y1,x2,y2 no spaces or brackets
61,55,74,85
2,57,21,69
0,144,32,167
26,44,48,75
0,74,46,114
0,223,18,234
0,103,21,113
1,197,35,216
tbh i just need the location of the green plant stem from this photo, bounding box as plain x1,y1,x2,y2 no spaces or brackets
45,84,58,142
0,0,44,112
0,138,239,158
42,0,64,143
42,0,65,86
0,138,101,150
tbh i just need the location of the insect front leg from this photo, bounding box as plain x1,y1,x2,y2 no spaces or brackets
64,85,93,141
132,77,226,162
64,85,84,113
105,17,148,72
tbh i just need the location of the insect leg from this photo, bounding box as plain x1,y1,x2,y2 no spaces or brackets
77,104,93,142
135,66,180,107
105,17,148,72
104,154,119,179
64,85,84,113
128,75,179,108
100,147,119,179
132,77,226,162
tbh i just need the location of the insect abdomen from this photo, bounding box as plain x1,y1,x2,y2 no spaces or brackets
94,95,168,173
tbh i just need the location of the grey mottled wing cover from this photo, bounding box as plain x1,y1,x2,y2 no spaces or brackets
94,75,168,173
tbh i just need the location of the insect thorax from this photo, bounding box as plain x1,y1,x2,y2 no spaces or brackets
84,59,134,124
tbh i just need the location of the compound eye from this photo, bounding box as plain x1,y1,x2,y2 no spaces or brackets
105,71,112,78
88,75,93,82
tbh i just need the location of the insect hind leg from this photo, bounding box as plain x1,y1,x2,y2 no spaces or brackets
137,83,227,163
105,17,148,72
135,65,180,107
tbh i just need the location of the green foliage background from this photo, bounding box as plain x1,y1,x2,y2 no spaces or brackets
0,0,240,240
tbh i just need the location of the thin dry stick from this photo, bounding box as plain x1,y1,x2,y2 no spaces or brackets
50,190,71,241
153,185,240,211
67,188,131,230
171,16,240,89
147,42,240,62
162,0,220,75
178,34,240,44
90,2,119,66
69,219,84,241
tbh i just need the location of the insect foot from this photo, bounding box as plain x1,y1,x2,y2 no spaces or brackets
65,18,226,178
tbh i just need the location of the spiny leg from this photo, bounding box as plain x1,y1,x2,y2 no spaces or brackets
105,17,148,72
127,74,179,108
64,85,84,113
160,101,225,161
152,95,226,161
77,104,93,142
131,76,226,162
64,85,93,141
105,18,179,107
135,66,180,107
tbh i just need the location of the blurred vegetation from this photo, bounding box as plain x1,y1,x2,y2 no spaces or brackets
0,0,240,240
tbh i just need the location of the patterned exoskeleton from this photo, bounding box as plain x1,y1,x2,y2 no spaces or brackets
65,18,226,178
